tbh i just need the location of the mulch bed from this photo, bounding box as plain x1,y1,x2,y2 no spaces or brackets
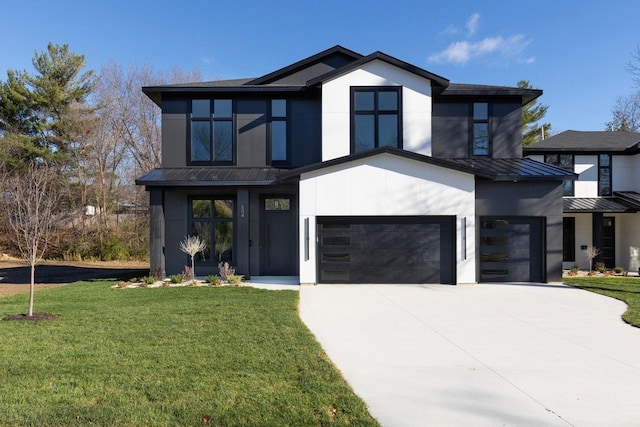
2,312,58,321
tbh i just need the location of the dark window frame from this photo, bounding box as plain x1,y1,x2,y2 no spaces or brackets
188,99,235,166
350,86,403,153
598,153,612,196
188,196,236,266
563,217,575,262
269,99,289,166
471,102,491,157
544,153,575,196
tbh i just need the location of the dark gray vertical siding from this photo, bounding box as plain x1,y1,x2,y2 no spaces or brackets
164,191,189,275
432,101,523,160
475,181,564,282
162,99,188,168
431,102,469,158
149,189,165,277
236,189,250,277
236,100,267,167
491,103,523,159
290,99,322,167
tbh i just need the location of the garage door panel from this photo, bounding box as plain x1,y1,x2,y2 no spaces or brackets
318,216,454,284
480,217,543,282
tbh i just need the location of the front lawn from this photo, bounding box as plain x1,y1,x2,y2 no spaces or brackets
0,281,378,426
563,276,640,327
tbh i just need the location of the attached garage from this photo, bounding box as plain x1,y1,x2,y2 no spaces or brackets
317,216,455,284
479,217,544,282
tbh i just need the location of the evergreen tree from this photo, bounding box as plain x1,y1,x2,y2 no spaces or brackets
518,80,551,146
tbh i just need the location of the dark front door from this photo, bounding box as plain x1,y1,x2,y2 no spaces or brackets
479,217,544,282
602,217,615,268
317,216,456,284
260,196,296,275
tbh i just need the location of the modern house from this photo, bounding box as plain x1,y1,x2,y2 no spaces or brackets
525,130,640,272
136,45,574,285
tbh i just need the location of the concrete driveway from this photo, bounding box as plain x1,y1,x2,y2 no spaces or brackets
299,283,640,426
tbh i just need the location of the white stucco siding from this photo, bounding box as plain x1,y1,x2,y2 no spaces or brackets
612,155,639,191
298,154,476,284
574,155,598,197
321,60,432,161
617,214,640,272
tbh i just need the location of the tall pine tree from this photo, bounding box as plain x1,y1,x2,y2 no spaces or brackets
518,80,551,146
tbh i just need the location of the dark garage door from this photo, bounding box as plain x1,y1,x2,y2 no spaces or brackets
317,216,455,284
479,217,543,282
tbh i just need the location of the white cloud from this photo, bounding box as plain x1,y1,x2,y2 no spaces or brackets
428,34,534,65
441,24,460,36
465,13,480,36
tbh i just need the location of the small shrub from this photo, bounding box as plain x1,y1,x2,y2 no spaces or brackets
569,266,579,274
170,274,184,284
218,262,236,280
139,281,149,288
182,265,194,281
595,262,608,274
116,281,129,288
226,274,244,285
151,267,164,281
614,267,625,274
205,275,222,286
141,276,155,285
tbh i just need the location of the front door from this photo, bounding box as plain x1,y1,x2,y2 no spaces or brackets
260,196,296,275
602,217,615,268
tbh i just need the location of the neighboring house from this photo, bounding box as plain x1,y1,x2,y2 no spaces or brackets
136,46,574,284
525,130,640,272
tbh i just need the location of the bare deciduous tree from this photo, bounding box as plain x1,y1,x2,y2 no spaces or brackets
6,160,62,316
179,235,206,278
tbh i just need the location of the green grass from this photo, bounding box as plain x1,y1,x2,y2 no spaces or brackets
563,276,640,327
0,281,379,426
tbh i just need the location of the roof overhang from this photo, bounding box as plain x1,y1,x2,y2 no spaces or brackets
136,167,286,188
563,197,640,213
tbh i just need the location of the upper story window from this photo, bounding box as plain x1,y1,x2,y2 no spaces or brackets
598,154,612,196
351,87,402,153
544,154,574,196
190,99,233,164
472,103,490,156
270,99,287,163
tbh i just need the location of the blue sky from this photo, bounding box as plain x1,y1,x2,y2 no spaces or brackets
2,0,639,133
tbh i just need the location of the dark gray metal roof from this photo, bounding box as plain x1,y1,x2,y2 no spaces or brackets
276,147,575,182
445,158,577,181
563,197,640,213
524,130,640,153
439,83,542,106
614,191,640,205
136,167,285,187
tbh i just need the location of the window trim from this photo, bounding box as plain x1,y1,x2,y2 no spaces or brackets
470,102,491,157
598,153,612,196
188,99,235,166
350,86,403,153
563,217,575,262
188,197,236,266
269,99,289,165
544,153,575,196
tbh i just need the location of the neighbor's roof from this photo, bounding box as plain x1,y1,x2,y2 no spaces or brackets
524,130,640,154
276,147,575,182
563,197,640,213
135,167,285,187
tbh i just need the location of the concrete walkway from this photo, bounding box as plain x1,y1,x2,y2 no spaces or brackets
299,283,640,426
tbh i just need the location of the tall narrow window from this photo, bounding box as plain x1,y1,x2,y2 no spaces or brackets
271,99,287,162
190,198,234,264
190,99,233,164
352,87,401,153
563,217,575,262
544,154,574,196
598,154,612,196
472,103,489,156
